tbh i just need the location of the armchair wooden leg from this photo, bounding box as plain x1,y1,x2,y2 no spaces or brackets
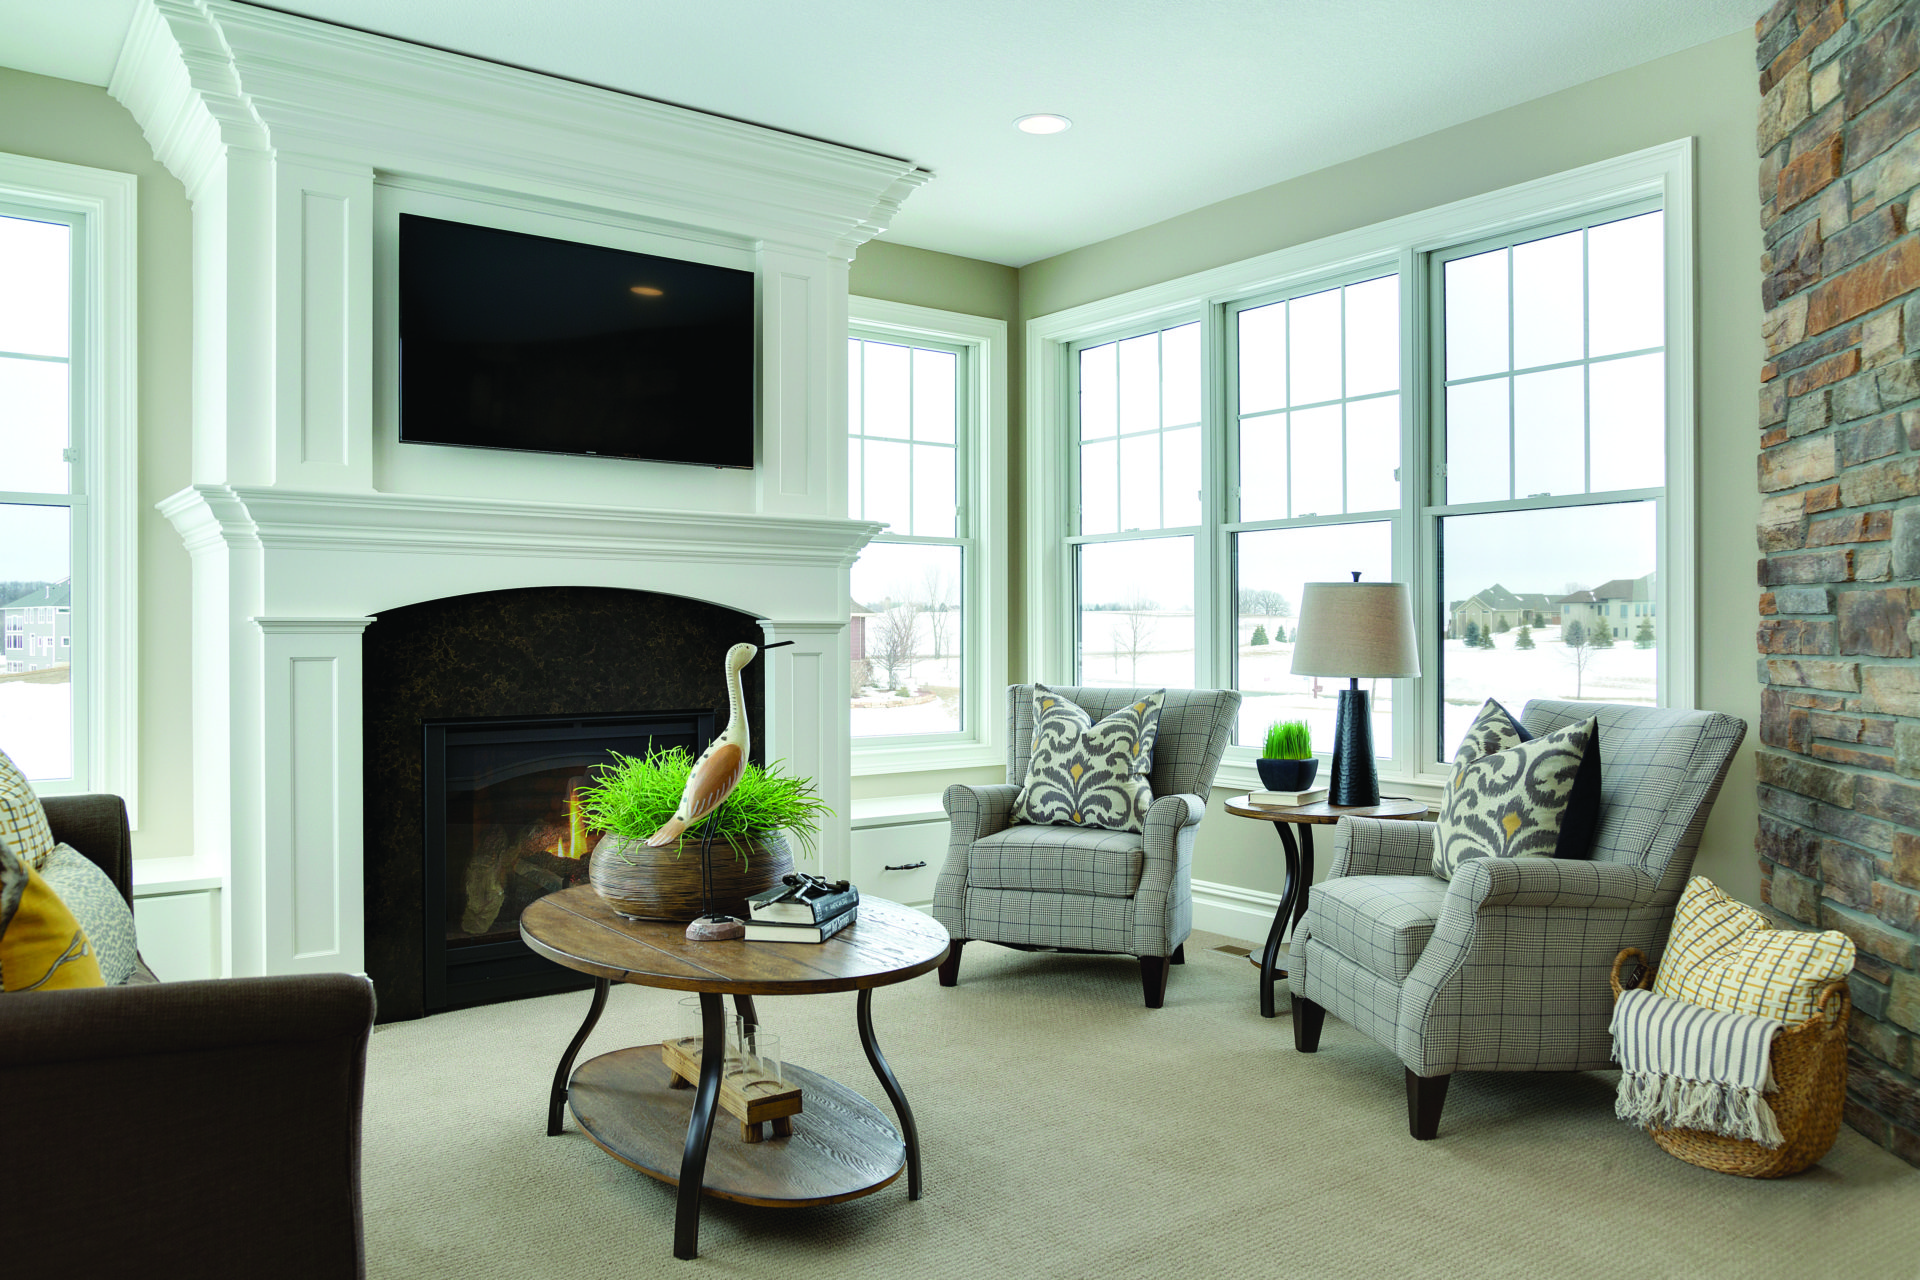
938,940,965,987
1405,1070,1451,1140
1170,943,1185,965
1292,995,1325,1052
1140,955,1171,1008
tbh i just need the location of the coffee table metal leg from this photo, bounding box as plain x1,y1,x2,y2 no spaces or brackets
733,993,758,1031
673,992,728,1260
548,976,610,1135
1258,823,1303,1018
856,987,921,1200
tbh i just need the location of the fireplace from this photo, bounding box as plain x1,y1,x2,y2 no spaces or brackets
423,711,713,1011
364,586,766,1020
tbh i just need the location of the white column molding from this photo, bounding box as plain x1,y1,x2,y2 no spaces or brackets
756,620,852,882
272,154,375,491
255,617,372,976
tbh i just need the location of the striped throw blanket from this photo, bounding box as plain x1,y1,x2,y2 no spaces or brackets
1610,987,1786,1147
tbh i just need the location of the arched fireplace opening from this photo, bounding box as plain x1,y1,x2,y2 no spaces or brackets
361,585,764,1020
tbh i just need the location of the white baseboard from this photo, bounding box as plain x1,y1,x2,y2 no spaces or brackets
1190,877,1280,946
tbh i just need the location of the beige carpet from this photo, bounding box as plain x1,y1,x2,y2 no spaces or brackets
363,931,1920,1279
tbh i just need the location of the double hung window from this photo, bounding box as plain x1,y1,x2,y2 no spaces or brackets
1036,144,1692,787
0,206,82,781
0,152,136,802
846,299,1008,772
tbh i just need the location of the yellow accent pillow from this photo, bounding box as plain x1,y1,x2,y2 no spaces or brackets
1652,877,1853,1023
0,747,56,871
1,836,105,991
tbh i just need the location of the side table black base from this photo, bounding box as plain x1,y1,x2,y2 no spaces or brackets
1257,822,1313,1018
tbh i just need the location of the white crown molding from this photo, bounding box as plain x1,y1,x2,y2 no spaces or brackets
253,616,375,634
159,484,885,568
109,0,930,256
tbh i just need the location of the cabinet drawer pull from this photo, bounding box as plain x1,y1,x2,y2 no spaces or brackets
883,861,928,871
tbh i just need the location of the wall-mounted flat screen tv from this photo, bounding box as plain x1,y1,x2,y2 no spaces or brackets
398,214,755,468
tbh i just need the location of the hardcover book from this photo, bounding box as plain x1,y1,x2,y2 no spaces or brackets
1249,787,1328,807
747,878,859,924
742,906,857,944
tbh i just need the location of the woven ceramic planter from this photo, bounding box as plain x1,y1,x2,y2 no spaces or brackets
589,831,793,922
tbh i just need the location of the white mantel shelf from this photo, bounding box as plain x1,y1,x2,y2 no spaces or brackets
116,0,925,979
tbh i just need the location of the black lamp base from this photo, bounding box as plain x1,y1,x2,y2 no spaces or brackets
1328,688,1380,807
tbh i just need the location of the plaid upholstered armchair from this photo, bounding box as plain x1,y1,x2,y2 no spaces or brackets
933,684,1240,1008
1288,700,1745,1138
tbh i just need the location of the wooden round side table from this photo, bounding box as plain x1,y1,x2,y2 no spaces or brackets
1222,795,1428,1018
521,888,949,1260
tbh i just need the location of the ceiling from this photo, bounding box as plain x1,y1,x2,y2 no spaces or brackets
2,0,1767,266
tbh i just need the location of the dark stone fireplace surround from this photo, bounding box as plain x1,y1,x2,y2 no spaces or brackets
362,585,766,1021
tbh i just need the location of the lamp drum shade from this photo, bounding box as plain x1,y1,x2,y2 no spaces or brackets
1290,582,1421,679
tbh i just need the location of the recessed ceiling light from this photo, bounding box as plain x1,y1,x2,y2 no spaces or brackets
1015,114,1071,135
630,285,664,297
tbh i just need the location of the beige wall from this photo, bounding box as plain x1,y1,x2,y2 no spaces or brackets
1017,32,1765,920
0,67,196,860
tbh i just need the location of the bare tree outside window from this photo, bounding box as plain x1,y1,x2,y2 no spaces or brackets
874,599,923,690
1113,591,1158,683
1562,619,1600,698
921,561,955,660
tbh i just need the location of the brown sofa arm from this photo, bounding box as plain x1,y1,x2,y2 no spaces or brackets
39,792,134,904
2,973,376,1279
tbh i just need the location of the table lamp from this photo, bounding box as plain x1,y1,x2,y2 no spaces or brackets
1289,574,1421,807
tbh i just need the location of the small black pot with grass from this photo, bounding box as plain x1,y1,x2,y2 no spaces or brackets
1256,720,1318,792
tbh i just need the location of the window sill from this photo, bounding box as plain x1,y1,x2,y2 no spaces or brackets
852,739,1004,778
851,793,948,829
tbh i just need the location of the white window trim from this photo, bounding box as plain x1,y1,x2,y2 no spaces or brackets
849,296,1009,776
0,152,139,818
1025,139,1696,797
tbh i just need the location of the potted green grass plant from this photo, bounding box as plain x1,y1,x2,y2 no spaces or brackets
1256,720,1318,792
577,745,831,922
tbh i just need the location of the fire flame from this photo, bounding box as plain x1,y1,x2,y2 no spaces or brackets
547,781,595,860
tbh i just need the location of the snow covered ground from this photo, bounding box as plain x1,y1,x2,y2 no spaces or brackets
847,614,1655,751
0,679,72,779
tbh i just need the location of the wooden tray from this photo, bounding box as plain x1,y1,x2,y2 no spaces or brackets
661,1035,802,1142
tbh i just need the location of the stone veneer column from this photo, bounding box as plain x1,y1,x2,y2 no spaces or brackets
1754,0,1920,1165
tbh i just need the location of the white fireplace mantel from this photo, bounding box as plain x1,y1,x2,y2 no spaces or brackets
116,0,924,978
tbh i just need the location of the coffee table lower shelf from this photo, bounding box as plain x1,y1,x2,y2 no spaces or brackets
569,1046,907,1209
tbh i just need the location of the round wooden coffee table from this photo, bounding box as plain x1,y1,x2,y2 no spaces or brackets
1223,795,1429,1018
521,887,949,1260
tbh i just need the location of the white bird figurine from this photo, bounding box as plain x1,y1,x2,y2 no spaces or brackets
647,642,760,849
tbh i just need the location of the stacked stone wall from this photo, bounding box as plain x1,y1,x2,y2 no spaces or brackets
1754,0,1920,1165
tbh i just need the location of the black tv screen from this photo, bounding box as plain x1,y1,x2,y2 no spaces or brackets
398,214,755,468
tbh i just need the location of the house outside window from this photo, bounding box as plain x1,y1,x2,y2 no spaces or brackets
1025,143,1695,789
847,298,1009,775
0,152,137,803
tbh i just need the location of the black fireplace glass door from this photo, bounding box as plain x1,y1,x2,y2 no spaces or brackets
422,711,712,1010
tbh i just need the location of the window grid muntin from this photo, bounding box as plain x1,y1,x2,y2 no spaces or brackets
1071,319,1203,539
1433,199,1663,506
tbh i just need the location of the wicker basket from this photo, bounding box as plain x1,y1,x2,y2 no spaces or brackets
1609,948,1850,1178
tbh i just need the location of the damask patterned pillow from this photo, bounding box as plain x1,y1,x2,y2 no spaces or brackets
1453,698,1531,764
1011,686,1164,833
1433,713,1600,880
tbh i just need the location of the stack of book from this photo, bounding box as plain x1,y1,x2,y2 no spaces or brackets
744,877,859,943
